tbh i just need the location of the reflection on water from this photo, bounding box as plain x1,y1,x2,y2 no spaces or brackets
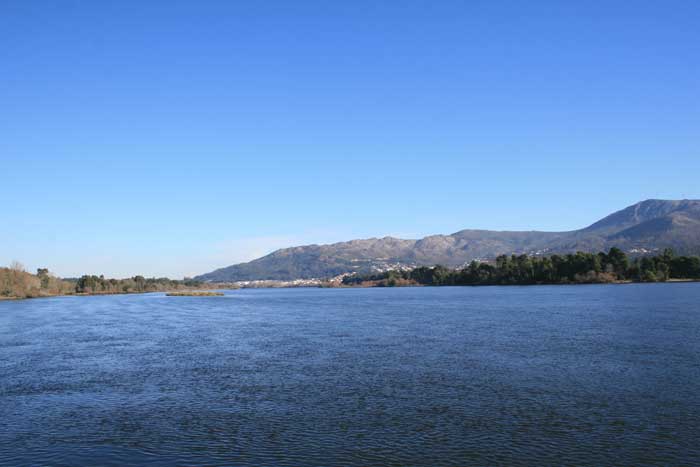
1,284,699,466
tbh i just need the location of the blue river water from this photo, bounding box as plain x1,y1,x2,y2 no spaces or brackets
1,284,699,466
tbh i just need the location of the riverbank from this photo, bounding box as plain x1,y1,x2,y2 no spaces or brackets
340,251,700,288
335,277,700,288
4,276,700,301
1,265,241,301
0,288,235,301
166,291,225,297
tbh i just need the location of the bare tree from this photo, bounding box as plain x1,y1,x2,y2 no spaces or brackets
9,260,25,272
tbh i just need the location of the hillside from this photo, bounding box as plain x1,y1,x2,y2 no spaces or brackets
196,199,700,282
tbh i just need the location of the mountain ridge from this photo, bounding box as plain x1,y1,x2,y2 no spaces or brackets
196,199,700,282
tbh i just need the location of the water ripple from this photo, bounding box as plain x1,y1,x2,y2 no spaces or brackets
1,285,699,466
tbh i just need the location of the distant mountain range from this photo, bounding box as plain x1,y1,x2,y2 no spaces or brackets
195,199,700,282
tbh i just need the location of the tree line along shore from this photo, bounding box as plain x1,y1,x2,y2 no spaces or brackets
3,248,700,299
341,248,700,287
0,262,223,300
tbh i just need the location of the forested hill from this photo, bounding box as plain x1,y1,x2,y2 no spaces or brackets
196,199,700,282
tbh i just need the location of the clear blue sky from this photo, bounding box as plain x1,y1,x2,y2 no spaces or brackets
2,1,699,278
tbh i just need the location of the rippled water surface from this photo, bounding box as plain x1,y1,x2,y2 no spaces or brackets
1,284,699,466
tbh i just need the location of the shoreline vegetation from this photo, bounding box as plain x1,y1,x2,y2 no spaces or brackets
340,248,700,287
3,248,700,300
0,262,237,300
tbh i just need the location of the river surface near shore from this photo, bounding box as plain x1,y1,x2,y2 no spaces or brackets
1,284,699,466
